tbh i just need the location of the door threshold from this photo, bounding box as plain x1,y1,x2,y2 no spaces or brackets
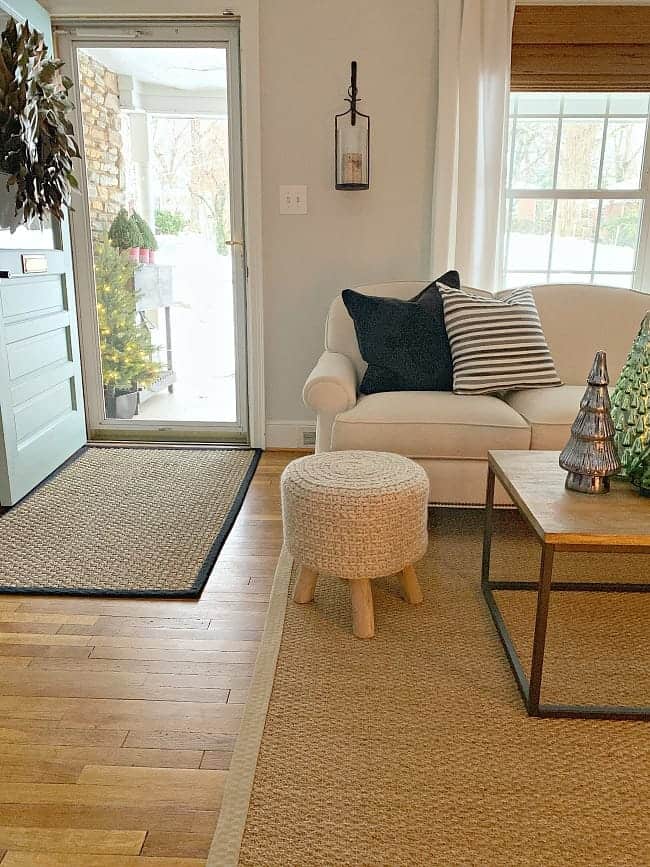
88,440,251,450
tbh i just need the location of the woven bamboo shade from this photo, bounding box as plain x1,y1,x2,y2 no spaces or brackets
512,5,650,91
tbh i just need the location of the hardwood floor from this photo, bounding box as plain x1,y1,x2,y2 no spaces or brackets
0,450,299,865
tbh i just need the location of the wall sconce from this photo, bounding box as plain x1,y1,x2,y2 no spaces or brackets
335,61,370,190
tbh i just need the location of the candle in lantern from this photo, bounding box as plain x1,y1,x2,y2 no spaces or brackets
342,152,363,185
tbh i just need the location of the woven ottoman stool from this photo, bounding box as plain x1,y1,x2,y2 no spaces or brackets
281,450,429,639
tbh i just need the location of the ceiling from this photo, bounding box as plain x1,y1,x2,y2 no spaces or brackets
82,47,227,92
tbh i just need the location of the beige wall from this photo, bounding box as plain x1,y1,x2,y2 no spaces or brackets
46,0,438,439
260,0,436,428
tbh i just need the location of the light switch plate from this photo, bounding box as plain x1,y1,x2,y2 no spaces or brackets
280,185,308,214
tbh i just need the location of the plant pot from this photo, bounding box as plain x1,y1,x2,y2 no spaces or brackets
148,250,156,265
104,389,138,420
139,248,150,264
128,247,140,263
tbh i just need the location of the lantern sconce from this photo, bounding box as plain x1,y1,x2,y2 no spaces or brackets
335,61,370,190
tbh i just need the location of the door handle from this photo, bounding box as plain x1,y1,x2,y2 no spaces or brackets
225,240,244,247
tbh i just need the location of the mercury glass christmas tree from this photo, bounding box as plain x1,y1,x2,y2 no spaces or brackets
611,313,650,478
559,350,620,494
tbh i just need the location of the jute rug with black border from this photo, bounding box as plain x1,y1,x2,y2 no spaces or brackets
209,509,650,866
0,446,260,597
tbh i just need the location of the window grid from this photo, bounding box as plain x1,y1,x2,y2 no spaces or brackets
503,93,650,291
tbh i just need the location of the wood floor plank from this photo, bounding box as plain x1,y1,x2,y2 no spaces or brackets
0,644,92,659
59,623,262,642
77,765,226,808
0,805,217,834
28,658,255,677
0,675,230,703
78,616,211,631
0,743,204,770
0,614,98,625
123,730,236,752
1,855,204,866
0,720,128,747
1,762,82,784
0,828,145,855
140,829,214,859
0,780,223,811
200,751,232,770
88,647,257,663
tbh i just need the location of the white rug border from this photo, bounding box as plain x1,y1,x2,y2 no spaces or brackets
206,546,294,867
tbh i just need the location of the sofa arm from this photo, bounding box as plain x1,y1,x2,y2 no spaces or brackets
303,351,358,414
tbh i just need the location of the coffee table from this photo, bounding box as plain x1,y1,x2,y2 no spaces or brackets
482,450,650,721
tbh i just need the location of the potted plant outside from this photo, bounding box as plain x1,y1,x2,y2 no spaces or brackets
108,208,132,251
93,236,161,419
0,18,80,231
127,215,144,263
132,211,158,264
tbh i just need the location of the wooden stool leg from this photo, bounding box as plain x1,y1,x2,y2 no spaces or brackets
293,566,318,603
350,579,375,639
400,564,423,605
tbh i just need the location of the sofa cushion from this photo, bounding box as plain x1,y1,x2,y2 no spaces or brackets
504,385,584,450
341,270,459,395
331,391,531,458
439,284,562,394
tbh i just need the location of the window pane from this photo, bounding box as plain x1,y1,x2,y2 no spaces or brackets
601,121,646,189
593,273,634,288
507,199,553,270
505,272,547,289
563,93,608,115
511,120,558,189
609,94,649,116
551,199,599,270
516,93,561,115
557,120,604,188
595,199,641,271
549,272,593,284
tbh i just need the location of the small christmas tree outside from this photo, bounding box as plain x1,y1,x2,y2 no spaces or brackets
108,208,133,252
610,312,650,478
559,350,621,494
93,237,161,419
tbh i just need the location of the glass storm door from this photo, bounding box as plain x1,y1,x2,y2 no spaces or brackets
56,22,248,443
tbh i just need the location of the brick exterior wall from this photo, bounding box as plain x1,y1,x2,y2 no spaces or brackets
78,52,124,243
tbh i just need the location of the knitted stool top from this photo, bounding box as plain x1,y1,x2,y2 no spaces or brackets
283,450,428,499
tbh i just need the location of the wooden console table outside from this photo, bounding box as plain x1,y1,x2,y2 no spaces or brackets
482,450,650,721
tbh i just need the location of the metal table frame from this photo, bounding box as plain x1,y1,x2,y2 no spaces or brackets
481,465,650,721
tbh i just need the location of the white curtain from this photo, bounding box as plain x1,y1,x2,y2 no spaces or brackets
431,0,515,292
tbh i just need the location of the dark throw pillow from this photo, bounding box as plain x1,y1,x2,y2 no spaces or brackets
342,271,459,395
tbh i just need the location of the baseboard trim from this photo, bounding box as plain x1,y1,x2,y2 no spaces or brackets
265,420,316,450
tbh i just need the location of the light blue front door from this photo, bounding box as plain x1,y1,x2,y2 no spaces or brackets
0,0,87,506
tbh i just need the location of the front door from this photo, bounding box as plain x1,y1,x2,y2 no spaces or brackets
0,1,86,506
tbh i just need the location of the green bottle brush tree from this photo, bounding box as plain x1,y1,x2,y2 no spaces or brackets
611,312,650,478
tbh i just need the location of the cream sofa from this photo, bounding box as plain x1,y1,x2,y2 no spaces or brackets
303,282,650,506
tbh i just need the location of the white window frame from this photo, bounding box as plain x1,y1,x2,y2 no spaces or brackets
504,93,650,292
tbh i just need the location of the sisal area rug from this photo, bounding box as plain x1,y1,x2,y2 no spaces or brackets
209,509,650,866
0,446,260,597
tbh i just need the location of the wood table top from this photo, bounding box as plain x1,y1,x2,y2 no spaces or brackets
488,450,650,548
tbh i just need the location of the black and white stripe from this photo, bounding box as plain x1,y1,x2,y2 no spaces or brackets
437,285,562,395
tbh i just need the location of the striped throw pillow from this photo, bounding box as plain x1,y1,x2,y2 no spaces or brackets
437,284,562,395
